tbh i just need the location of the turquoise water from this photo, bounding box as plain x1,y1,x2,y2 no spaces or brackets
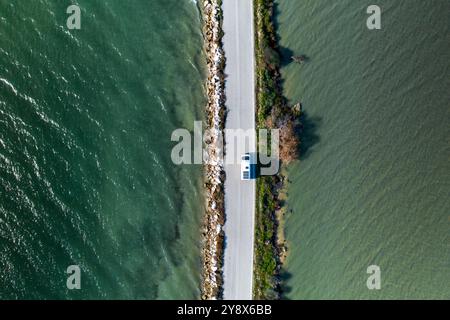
0,0,205,299
276,0,450,299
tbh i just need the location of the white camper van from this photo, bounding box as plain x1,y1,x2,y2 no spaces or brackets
241,153,252,180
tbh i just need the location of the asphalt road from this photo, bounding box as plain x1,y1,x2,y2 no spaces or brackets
222,0,256,300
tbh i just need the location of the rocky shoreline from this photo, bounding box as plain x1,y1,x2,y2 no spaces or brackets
199,0,226,300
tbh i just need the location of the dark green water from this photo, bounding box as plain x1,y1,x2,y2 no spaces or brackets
276,0,450,299
0,0,205,299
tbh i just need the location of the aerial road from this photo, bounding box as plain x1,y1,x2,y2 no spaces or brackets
222,0,256,300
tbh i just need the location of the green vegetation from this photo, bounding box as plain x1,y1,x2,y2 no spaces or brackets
254,175,280,299
255,0,282,126
253,0,300,299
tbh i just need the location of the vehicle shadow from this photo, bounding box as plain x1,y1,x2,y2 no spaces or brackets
255,156,280,178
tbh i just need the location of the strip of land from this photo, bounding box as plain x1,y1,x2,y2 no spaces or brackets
222,0,256,300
